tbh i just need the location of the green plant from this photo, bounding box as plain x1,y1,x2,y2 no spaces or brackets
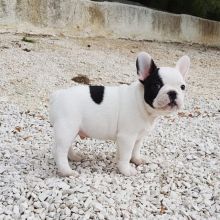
22,36,35,43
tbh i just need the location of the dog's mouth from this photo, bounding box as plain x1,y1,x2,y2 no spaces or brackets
168,101,177,108
153,96,182,112
159,101,179,111
167,101,181,111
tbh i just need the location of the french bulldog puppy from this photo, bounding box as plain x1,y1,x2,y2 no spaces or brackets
49,52,190,176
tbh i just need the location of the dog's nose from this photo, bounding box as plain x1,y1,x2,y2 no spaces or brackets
167,91,177,101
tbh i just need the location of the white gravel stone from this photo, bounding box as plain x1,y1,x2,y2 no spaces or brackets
0,166,6,174
84,197,93,209
92,202,104,212
65,207,71,216
38,191,50,202
13,205,20,216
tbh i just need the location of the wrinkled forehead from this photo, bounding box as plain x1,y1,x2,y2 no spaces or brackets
158,67,185,85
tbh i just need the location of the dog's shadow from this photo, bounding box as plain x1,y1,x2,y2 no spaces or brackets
70,149,117,175
41,139,118,178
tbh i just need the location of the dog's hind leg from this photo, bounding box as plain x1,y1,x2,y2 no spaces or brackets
53,120,79,176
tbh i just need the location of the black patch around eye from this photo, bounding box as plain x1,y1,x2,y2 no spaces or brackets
89,86,105,104
151,83,161,90
181,85,185,90
143,68,163,108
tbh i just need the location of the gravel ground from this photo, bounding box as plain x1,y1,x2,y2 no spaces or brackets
0,32,220,220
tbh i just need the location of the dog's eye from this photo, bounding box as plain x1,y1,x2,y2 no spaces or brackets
181,85,185,90
153,83,161,90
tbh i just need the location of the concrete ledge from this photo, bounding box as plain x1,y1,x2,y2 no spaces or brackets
0,0,220,46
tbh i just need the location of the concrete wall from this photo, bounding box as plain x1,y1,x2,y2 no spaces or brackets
0,0,220,46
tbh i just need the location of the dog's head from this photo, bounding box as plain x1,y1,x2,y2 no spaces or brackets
136,52,190,113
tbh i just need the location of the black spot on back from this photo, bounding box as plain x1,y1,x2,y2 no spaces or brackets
136,58,140,75
89,86,105,104
143,68,164,108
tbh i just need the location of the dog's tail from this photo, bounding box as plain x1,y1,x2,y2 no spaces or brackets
49,90,61,126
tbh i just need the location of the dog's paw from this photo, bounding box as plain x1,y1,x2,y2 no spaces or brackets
130,157,146,166
58,169,78,177
68,152,83,162
117,162,137,176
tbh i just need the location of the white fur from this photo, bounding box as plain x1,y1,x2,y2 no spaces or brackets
49,54,190,176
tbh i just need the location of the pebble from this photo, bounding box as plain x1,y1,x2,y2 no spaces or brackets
92,202,104,212
84,197,92,209
13,205,20,216
38,191,50,202
0,166,6,174
64,207,71,216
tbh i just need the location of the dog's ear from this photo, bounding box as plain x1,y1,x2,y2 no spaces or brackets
136,52,157,82
176,55,190,78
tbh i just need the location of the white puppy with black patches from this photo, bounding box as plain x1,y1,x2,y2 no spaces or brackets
50,52,190,176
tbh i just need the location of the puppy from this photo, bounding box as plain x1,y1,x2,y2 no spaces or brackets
49,52,190,176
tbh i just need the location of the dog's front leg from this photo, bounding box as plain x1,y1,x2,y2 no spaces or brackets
116,134,137,176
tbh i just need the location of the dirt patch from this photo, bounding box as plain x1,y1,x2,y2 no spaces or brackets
88,5,105,27
152,11,181,37
71,74,91,85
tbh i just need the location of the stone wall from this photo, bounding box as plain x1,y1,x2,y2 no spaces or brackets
0,0,220,46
